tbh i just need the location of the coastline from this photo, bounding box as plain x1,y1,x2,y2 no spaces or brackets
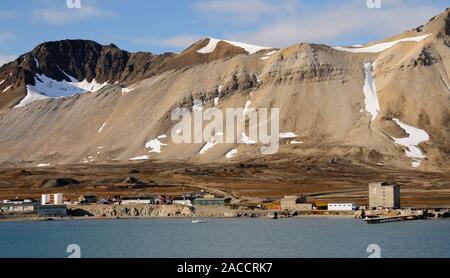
2,204,448,223
2,215,449,223
0,203,355,222
0,214,358,223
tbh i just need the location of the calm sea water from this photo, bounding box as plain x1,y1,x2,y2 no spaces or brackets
0,218,449,258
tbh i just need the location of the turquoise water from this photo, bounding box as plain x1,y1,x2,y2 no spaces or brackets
0,218,449,258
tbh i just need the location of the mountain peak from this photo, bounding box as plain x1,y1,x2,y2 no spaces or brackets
184,37,275,56
196,38,273,55
417,8,450,39
0,39,157,109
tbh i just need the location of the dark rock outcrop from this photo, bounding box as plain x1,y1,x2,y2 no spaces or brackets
39,178,81,188
0,40,159,109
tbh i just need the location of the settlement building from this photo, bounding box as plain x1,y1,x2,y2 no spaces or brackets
79,195,97,204
0,200,37,212
173,199,193,207
120,196,155,205
193,198,230,207
369,182,401,209
42,193,64,205
328,203,357,211
37,205,68,217
281,196,313,211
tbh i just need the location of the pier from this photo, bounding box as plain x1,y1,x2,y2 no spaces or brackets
364,215,424,224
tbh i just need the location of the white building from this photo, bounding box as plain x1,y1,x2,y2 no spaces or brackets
54,193,63,205
42,194,51,205
173,199,192,207
328,203,357,211
120,197,154,205
0,201,37,212
121,199,153,205
41,193,64,205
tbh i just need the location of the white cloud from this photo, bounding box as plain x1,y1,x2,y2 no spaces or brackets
192,0,287,23
0,10,17,20
0,32,16,44
122,34,202,49
33,5,116,24
193,0,272,14
193,0,446,48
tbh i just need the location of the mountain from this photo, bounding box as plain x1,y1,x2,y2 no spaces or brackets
0,38,277,109
0,9,449,171
0,40,150,109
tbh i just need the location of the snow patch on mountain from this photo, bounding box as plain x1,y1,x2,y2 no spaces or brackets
2,85,12,93
82,156,95,163
146,136,168,154
391,119,430,168
334,34,431,53
192,99,203,111
199,141,218,155
98,121,108,133
243,100,252,116
254,74,261,84
0,80,5,86
15,88,48,107
15,73,108,108
362,63,380,121
241,133,257,145
130,155,149,161
260,50,278,60
279,132,298,139
197,38,272,55
121,87,135,95
225,149,238,159
199,132,224,155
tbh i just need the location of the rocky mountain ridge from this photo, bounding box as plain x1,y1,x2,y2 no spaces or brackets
0,9,449,171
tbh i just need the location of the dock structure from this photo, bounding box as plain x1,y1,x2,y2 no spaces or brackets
364,215,424,224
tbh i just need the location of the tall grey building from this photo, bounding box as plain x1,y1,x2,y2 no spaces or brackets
369,182,401,209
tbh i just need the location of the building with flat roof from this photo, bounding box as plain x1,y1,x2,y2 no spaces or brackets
281,196,312,211
328,203,357,211
120,196,155,205
0,201,37,212
42,193,64,205
173,199,192,207
193,198,230,207
369,182,401,209
37,205,68,217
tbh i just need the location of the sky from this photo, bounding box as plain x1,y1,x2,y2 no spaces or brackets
0,0,449,65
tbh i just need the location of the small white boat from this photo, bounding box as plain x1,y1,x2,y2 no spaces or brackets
192,218,206,224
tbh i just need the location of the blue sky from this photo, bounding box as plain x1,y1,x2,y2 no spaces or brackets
0,0,449,65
